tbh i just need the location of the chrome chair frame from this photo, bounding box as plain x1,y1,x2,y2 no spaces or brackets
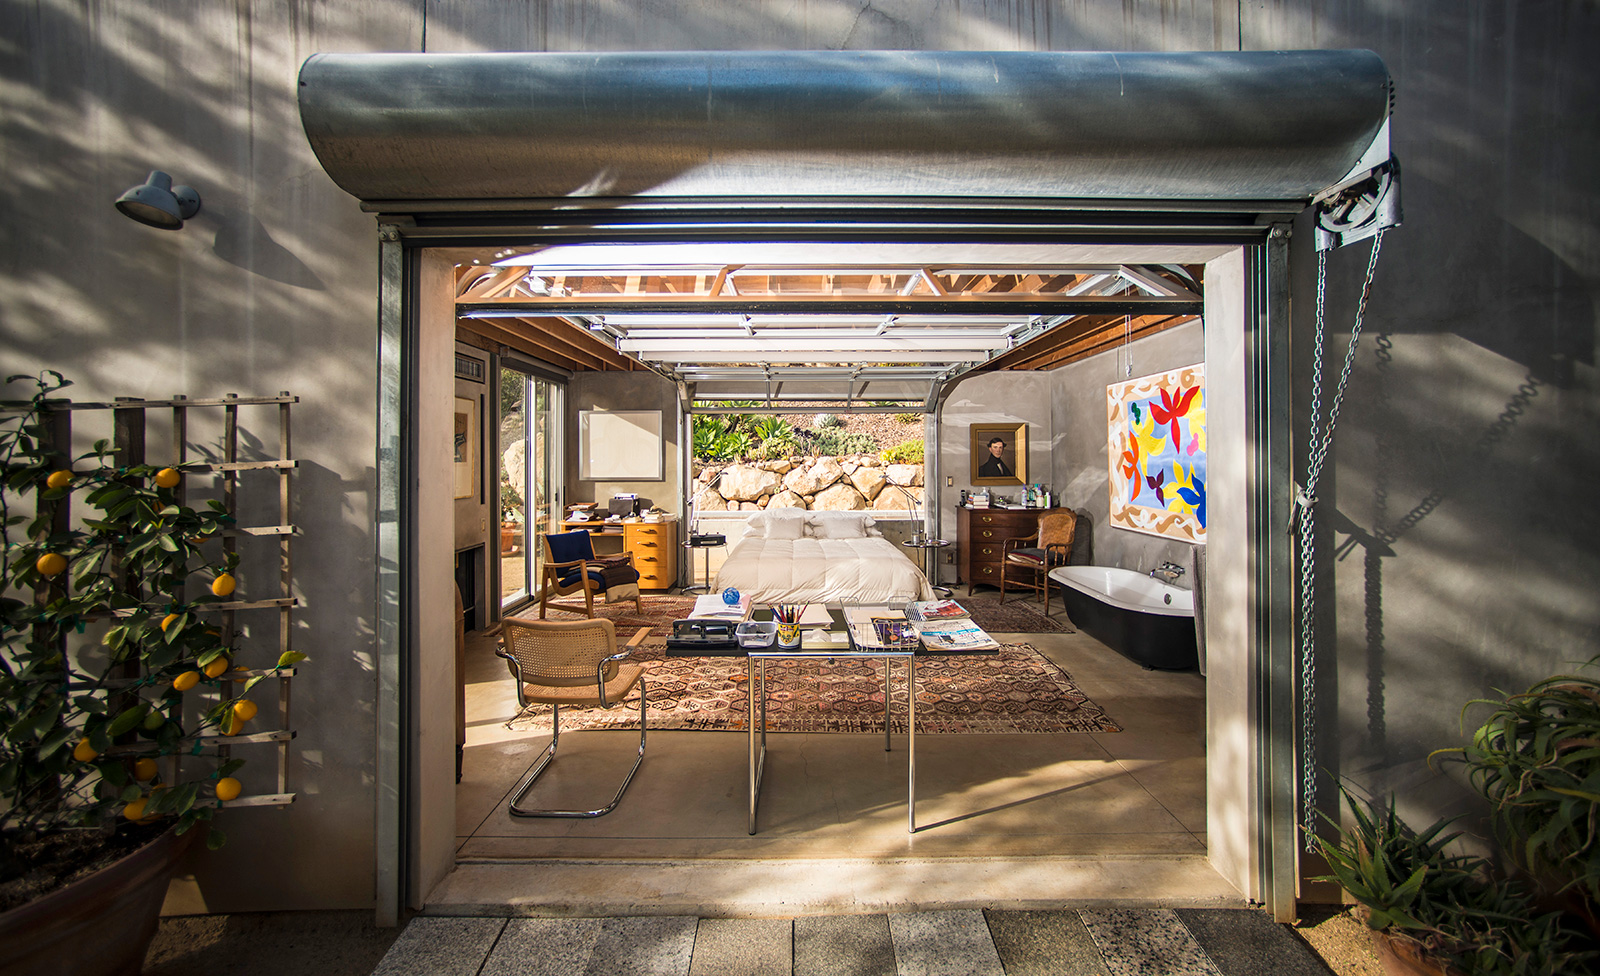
496,625,647,819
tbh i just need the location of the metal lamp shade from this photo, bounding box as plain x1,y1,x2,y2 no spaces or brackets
115,171,201,229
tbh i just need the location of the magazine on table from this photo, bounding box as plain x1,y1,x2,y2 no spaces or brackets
690,593,752,619
912,618,1000,651
844,607,916,650
904,599,970,622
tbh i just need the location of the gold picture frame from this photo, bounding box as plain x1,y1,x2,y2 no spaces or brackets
970,422,1026,485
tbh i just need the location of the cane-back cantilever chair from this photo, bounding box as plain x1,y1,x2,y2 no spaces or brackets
999,511,1077,616
496,616,647,818
538,529,642,619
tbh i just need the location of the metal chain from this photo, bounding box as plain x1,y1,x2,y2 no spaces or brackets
1297,230,1386,849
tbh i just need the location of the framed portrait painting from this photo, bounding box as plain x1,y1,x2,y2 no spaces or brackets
970,422,1026,485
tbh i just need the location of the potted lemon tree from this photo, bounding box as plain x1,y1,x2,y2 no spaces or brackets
0,372,304,976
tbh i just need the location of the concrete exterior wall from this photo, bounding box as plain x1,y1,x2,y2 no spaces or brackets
1045,321,1206,576
2,0,1594,913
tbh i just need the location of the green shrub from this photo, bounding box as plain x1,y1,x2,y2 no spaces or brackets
812,413,844,429
893,412,920,424
880,439,924,464
750,434,802,460
812,430,875,456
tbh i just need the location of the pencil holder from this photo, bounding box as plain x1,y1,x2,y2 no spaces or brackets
776,621,801,648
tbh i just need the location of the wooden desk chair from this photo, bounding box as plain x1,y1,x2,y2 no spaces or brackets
1000,512,1077,615
538,529,642,618
496,617,647,818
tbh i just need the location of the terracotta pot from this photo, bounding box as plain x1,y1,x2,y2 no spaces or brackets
1372,930,1462,976
500,525,518,553
0,825,194,976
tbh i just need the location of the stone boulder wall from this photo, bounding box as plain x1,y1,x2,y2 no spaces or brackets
693,456,925,512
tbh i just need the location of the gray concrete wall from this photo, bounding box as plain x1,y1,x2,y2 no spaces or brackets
0,1,424,913
3,0,1594,913
1045,321,1206,576
936,370,1055,589
1262,1,1600,844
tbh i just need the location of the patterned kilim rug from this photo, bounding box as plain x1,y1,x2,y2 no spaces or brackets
504,641,1119,735
533,592,1073,635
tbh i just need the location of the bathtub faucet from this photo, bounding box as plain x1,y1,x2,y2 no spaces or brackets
1150,561,1185,583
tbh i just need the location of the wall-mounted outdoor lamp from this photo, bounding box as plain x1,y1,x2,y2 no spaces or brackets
114,171,202,230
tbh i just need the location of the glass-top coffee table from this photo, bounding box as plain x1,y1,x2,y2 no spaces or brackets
740,605,997,835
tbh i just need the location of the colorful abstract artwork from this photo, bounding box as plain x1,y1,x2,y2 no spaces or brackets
1106,364,1207,542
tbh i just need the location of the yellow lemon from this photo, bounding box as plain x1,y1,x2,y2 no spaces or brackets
35,553,67,577
210,573,236,597
202,657,230,679
153,467,181,488
72,738,98,762
160,613,181,632
215,777,243,802
122,797,149,821
134,758,159,781
172,670,201,692
46,470,73,489
232,699,259,722
223,714,245,737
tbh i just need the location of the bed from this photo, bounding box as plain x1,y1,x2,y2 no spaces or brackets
712,510,935,606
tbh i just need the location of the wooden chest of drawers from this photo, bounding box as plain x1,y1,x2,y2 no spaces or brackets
622,519,678,591
958,507,1051,595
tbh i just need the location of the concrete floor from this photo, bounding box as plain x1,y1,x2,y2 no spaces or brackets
443,606,1239,915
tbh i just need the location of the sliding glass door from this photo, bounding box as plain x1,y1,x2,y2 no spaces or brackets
499,365,563,611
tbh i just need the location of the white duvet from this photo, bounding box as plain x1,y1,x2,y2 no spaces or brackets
713,535,935,606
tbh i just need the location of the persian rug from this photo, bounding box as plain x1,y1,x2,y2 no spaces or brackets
505,642,1119,735
532,592,1074,636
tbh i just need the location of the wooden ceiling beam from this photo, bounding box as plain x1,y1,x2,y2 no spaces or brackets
507,316,637,371
456,318,591,372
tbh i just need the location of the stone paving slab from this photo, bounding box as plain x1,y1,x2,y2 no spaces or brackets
1177,908,1334,976
585,916,697,975
370,916,507,976
689,917,793,976
794,914,896,976
480,917,605,976
984,909,1105,976
1080,908,1222,976
887,909,1004,976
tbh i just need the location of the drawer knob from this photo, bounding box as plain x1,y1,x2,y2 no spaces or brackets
980,567,994,575
981,530,993,538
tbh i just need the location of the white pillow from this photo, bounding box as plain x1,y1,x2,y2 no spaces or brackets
765,511,808,540
806,511,875,539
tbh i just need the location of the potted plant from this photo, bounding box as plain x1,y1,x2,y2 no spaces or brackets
0,372,305,976
1313,662,1600,976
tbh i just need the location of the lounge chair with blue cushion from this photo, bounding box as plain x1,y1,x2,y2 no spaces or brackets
538,529,642,618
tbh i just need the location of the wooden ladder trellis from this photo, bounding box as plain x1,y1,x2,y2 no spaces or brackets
39,392,301,809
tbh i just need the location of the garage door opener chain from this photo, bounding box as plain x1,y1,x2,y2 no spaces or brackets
1293,229,1386,850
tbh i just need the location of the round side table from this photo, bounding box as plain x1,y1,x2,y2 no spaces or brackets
903,537,952,598
683,534,726,594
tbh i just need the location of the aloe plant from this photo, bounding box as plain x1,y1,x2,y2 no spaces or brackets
1433,662,1600,907
1313,784,1598,974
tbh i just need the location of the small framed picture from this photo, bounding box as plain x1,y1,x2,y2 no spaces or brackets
970,422,1026,485
453,397,477,499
